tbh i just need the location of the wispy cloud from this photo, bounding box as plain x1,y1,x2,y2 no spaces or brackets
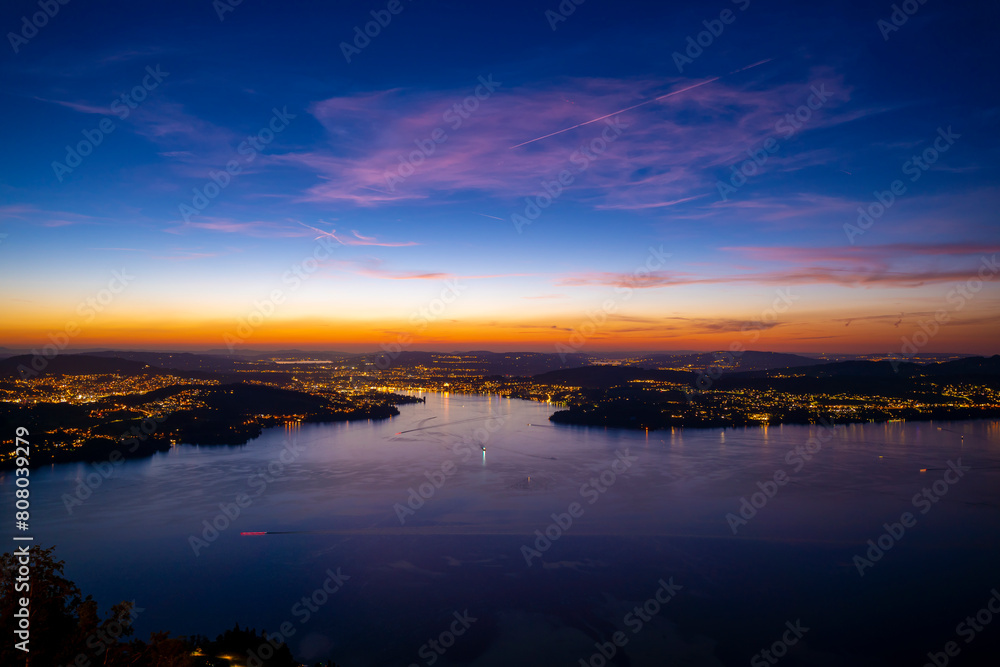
296,221,418,247
34,96,109,115
665,317,782,334
150,250,223,261
508,59,773,148
167,217,310,237
0,204,39,219
82,244,225,261
328,258,450,281
0,205,105,227
559,266,989,290
724,243,1000,263
327,257,534,281
275,68,861,211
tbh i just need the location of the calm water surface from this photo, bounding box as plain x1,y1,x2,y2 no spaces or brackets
9,393,1000,666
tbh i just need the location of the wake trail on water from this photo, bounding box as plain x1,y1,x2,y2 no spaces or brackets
392,414,507,436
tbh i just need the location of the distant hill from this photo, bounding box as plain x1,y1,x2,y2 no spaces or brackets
357,350,591,376
533,355,1000,395
724,355,1000,381
925,355,1000,377
87,350,265,373
0,354,154,378
533,365,693,388
721,359,910,381
0,354,219,380
709,355,1000,396
642,350,824,372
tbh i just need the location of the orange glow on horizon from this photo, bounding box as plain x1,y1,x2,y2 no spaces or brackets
1,311,997,355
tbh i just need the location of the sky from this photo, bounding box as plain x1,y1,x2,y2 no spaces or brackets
1,0,998,355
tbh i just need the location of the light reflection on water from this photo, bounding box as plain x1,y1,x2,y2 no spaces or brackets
12,392,1000,666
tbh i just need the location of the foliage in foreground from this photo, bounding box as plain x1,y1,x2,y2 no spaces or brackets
0,546,339,667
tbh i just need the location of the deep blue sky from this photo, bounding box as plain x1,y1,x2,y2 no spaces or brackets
1,0,998,352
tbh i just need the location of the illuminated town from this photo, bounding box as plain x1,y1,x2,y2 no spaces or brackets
3,350,997,467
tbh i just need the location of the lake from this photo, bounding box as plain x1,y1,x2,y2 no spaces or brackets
11,392,1000,666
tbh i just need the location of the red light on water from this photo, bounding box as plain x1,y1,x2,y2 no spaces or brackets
241,531,267,536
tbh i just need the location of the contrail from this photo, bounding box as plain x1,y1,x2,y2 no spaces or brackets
509,58,773,149
297,220,342,242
